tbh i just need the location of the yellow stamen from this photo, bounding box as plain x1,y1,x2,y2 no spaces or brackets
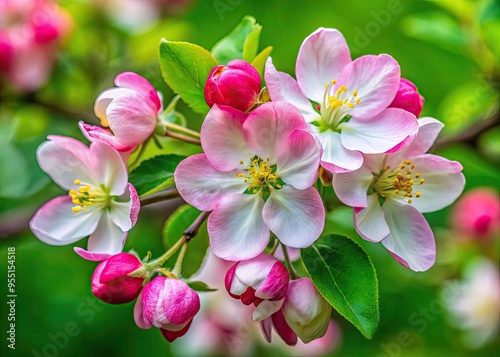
72,206,81,213
74,179,81,185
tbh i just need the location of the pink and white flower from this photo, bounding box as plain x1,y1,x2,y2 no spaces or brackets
91,252,145,304
30,136,140,261
265,28,418,173
0,0,72,91
332,118,465,271
134,276,200,342
174,102,325,261
79,72,162,152
225,253,289,321
261,278,332,345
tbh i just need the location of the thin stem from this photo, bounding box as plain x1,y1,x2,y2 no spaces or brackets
281,243,298,279
127,143,146,170
268,238,280,255
140,189,181,206
165,130,201,145
164,122,200,138
183,211,210,242
172,242,188,277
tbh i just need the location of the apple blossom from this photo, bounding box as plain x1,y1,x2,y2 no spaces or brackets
0,0,72,91
225,253,289,321
389,78,425,117
174,102,325,261
265,28,418,173
446,258,500,348
79,72,163,152
332,118,465,271
260,278,332,345
134,276,200,342
204,59,261,112
91,253,145,304
30,136,140,261
451,188,499,240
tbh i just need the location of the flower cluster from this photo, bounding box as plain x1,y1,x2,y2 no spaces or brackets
29,22,465,347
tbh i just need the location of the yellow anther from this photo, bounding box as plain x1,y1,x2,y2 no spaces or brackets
237,174,245,178
408,199,412,204
74,179,81,185
407,169,412,174
404,160,412,165
415,173,420,178
347,103,354,109
78,185,91,193
394,189,399,194
352,90,358,96
331,80,337,85
385,165,390,170
420,178,425,184
416,192,421,198
72,206,81,213
355,98,361,104
239,160,244,165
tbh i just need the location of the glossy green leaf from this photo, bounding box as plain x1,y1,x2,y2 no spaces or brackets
211,16,262,64
187,281,217,292
128,154,185,198
162,204,209,278
159,40,217,114
301,234,379,339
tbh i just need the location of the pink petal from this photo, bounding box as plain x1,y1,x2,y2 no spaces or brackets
296,28,352,104
94,88,135,125
393,154,465,213
30,196,101,245
163,279,200,326
232,254,277,292
200,104,251,172
398,117,444,158
316,131,363,173
128,183,140,226
134,293,151,329
208,193,269,261
86,211,128,256
254,300,284,322
38,136,96,190
353,194,390,242
78,121,135,152
174,154,248,212
336,54,400,118
275,129,321,190
89,141,129,196
272,308,298,346
263,186,324,248
381,199,436,272
265,58,318,123
114,72,162,112
74,247,113,261
332,166,373,207
257,261,290,300
106,93,158,148
161,320,193,342
260,317,273,343
340,108,418,154
244,102,308,162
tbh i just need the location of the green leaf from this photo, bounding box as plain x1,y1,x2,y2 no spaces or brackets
159,40,218,114
251,46,273,78
162,204,209,278
211,16,262,65
129,154,185,198
187,281,217,292
301,234,379,339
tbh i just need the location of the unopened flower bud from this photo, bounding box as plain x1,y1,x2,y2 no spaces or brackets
91,253,144,304
283,278,331,343
389,78,425,117
225,253,289,321
134,276,200,342
204,59,261,112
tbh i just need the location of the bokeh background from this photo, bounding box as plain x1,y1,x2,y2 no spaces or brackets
1,0,499,356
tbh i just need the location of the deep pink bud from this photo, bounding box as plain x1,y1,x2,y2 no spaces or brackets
225,253,289,321
204,59,261,112
91,253,144,304
451,188,500,240
389,78,425,117
134,276,200,342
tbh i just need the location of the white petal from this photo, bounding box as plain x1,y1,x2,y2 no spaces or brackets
332,166,373,207
317,131,363,172
263,186,324,248
354,194,390,242
86,211,127,256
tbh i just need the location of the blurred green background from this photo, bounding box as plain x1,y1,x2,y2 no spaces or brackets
1,0,499,356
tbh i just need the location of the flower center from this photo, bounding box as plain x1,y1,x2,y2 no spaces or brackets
372,160,424,204
237,156,282,194
320,80,361,130
68,179,109,213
